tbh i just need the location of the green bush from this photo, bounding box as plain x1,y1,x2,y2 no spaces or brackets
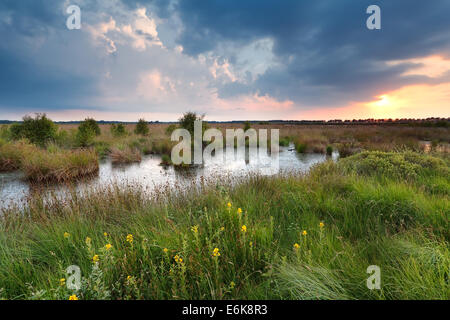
243,121,251,131
75,128,95,147
9,123,24,140
296,143,307,153
339,151,449,180
134,119,149,136
326,145,333,156
160,154,172,165
9,114,57,146
79,118,101,136
279,137,291,147
110,123,127,137
75,118,101,147
178,112,208,136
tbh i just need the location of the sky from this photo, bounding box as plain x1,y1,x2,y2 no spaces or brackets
0,0,449,121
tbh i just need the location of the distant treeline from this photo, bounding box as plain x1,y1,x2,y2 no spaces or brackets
1,117,449,127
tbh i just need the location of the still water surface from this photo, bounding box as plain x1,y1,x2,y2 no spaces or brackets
0,146,338,210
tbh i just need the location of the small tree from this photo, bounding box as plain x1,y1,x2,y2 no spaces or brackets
75,118,101,147
111,123,127,137
75,127,95,147
134,118,149,136
243,121,251,131
178,112,208,136
10,114,57,146
78,118,101,136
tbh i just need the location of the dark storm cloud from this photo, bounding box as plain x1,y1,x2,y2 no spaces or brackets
161,0,450,105
0,0,62,35
0,0,101,112
0,47,97,110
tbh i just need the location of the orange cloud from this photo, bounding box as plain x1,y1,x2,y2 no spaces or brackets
387,55,450,78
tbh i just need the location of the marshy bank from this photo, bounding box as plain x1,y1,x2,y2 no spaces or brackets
2,115,448,184
1,145,335,210
0,151,448,300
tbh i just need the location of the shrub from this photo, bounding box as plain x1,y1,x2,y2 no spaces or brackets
134,119,149,136
11,114,57,147
160,154,172,166
243,121,251,131
339,151,449,180
110,123,127,137
75,118,101,147
296,143,307,153
279,137,291,147
78,118,101,136
326,145,333,156
178,112,208,136
76,128,96,147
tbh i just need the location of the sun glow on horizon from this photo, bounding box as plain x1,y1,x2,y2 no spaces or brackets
373,95,391,107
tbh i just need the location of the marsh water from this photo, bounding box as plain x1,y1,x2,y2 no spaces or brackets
0,146,339,210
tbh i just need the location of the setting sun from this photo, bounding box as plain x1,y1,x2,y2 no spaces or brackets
374,95,390,107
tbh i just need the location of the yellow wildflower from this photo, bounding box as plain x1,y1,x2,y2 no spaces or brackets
237,208,242,214
64,232,70,239
92,254,99,263
227,202,232,208
302,230,307,236
191,225,198,234
163,248,169,253
293,243,300,250
60,278,66,286
103,232,108,237
212,247,221,257
174,255,183,264
105,243,112,250
249,241,253,248
319,222,325,228
85,237,92,245
127,275,132,281
220,226,225,231
230,281,235,289
126,234,133,244
241,225,247,233
69,295,78,300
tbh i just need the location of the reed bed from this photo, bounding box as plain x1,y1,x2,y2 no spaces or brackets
21,148,99,182
0,140,36,172
110,147,142,164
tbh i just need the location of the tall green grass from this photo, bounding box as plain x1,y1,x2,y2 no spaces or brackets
0,151,448,300
0,140,36,172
